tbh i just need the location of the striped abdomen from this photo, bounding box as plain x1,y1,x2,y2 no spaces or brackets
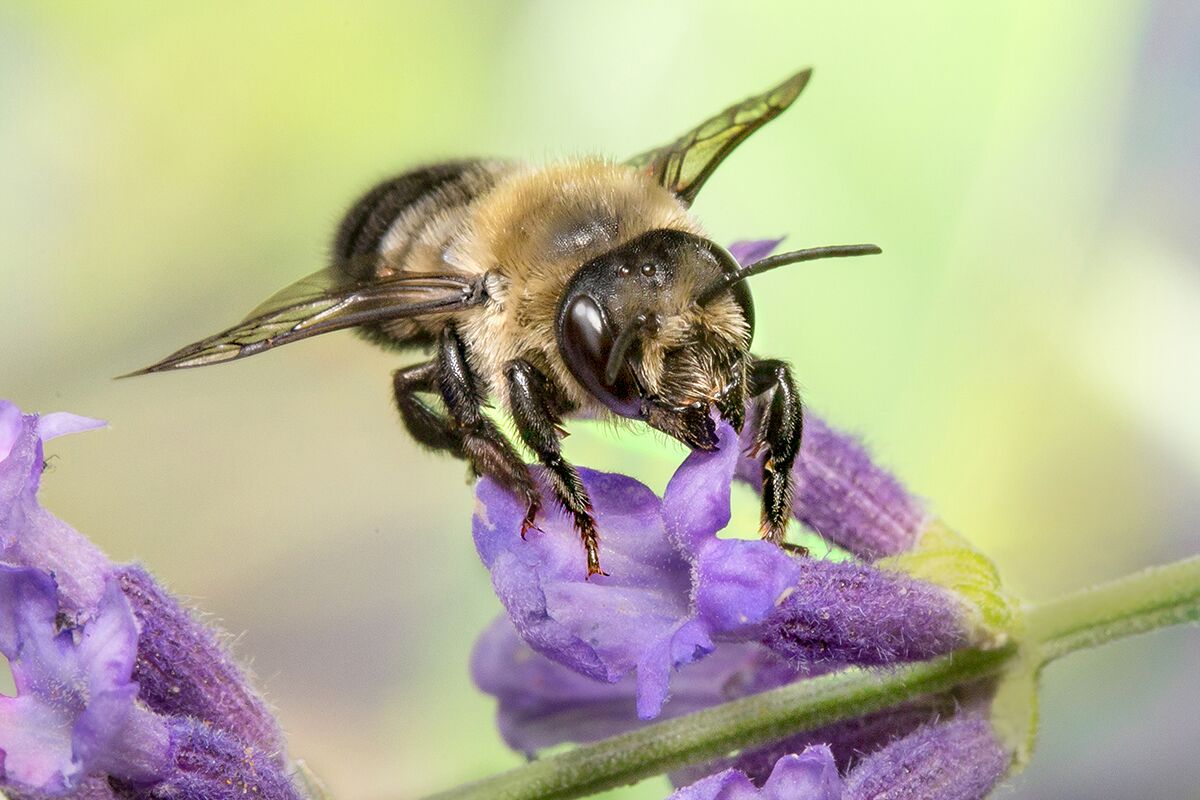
331,159,513,348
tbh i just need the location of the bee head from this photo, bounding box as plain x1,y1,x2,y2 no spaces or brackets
555,229,754,449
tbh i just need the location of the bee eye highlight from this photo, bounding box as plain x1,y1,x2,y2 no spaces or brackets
558,295,643,419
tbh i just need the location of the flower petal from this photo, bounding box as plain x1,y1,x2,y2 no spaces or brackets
727,239,785,266
662,419,741,553
668,745,841,800
472,617,799,753
117,565,286,757
474,468,699,700
36,412,106,442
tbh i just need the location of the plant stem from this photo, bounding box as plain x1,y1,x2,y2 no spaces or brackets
425,556,1200,800
1024,555,1200,663
425,647,1015,800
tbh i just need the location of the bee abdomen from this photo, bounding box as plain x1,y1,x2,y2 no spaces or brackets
333,159,509,281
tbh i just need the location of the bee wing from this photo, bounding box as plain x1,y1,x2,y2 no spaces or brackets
624,69,811,205
123,267,485,376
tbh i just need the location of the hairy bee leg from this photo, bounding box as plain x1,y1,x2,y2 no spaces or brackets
749,358,803,547
505,360,605,578
435,326,542,531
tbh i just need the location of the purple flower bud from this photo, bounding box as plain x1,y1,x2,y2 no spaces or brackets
761,559,968,667
668,746,842,800
843,717,1009,800
117,565,286,757
110,717,302,800
735,410,927,560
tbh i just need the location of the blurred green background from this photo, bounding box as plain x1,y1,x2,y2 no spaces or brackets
2,1,1197,797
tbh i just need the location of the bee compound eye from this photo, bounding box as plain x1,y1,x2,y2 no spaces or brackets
558,295,643,419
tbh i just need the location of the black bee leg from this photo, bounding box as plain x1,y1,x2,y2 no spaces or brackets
749,358,803,550
392,361,464,456
434,326,542,533
505,359,605,578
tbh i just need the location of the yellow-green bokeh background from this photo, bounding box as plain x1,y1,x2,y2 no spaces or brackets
3,2,1197,797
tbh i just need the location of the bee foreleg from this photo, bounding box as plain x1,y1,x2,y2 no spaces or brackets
434,327,541,532
748,358,803,551
505,359,605,578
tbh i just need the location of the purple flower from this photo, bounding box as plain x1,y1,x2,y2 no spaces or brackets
0,564,168,793
0,400,300,799
474,418,970,719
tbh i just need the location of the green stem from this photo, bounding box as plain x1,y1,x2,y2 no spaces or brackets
1024,554,1200,663
425,557,1200,800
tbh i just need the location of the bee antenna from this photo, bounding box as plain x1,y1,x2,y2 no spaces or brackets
605,313,659,384
699,244,883,304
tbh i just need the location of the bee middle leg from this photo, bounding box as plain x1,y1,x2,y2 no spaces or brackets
505,359,605,578
748,357,803,550
392,361,464,456
415,327,542,533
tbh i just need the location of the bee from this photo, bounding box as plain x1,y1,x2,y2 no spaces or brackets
126,69,880,577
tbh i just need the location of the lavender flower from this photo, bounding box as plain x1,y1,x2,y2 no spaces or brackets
0,564,168,793
474,418,974,719
0,400,299,799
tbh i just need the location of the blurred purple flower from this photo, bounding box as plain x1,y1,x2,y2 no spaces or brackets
474,418,968,719
0,399,300,799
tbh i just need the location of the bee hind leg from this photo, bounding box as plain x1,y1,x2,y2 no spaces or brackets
505,359,605,578
748,357,804,553
422,328,542,534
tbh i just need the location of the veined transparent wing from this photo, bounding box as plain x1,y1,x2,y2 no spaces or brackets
123,267,486,376
624,69,811,205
